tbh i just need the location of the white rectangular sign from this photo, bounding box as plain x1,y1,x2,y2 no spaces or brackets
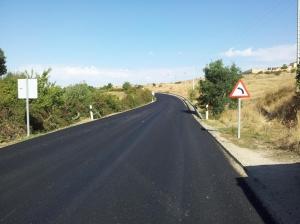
18,79,38,99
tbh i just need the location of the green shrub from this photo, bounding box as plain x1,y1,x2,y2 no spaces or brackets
0,70,152,142
199,60,241,115
122,82,132,91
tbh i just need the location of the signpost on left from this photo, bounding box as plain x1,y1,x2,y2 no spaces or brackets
18,78,38,137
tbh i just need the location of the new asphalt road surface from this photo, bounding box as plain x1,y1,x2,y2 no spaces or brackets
0,94,268,224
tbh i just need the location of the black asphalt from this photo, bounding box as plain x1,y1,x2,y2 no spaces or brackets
0,94,267,224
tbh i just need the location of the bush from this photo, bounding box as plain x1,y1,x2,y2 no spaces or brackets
274,71,281,76
122,82,132,91
188,88,197,101
63,83,94,118
0,70,153,142
92,91,121,116
281,64,288,70
296,64,300,90
199,60,241,115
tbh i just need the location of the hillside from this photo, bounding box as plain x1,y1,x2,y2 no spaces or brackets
213,72,299,153
145,79,201,99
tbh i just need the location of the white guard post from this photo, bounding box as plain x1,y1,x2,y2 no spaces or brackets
90,105,94,120
205,104,209,120
152,91,155,102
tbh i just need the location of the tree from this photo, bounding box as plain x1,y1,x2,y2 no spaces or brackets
281,64,288,70
106,83,113,89
122,82,132,91
63,83,94,117
0,48,7,77
199,60,241,115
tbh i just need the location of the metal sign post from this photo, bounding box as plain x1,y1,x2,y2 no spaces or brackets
237,98,241,139
229,80,250,139
18,78,38,137
26,78,30,136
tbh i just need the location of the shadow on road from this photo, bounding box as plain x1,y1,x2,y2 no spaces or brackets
237,163,300,224
181,109,197,115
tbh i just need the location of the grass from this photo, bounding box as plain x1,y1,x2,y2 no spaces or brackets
204,72,300,153
145,79,201,100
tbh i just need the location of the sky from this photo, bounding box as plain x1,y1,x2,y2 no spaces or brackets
0,0,297,86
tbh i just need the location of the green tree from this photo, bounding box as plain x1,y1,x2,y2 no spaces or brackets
199,60,241,115
0,48,7,77
281,64,288,70
122,82,132,91
296,64,300,90
106,83,113,89
63,83,94,117
31,69,66,130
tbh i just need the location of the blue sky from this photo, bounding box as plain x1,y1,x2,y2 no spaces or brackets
0,0,297,86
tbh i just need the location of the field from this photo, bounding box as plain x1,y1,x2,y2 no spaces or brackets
145,79,201,99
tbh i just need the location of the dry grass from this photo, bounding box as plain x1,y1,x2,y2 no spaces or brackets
145,79,201,99
207,72,300,153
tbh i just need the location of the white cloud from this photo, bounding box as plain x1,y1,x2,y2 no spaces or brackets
224,48,253,57
15,65,201,87
223,44,296,63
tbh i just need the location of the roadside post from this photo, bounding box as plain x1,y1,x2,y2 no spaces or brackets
89,105,94,120
18,78,38,137
152,91,155,102
229,80,250,139
205,104,209,120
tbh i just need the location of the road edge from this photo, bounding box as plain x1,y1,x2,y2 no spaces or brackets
0,99,156,149
168,93,280,224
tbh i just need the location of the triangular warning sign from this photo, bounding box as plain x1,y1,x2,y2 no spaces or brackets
229,80,250,99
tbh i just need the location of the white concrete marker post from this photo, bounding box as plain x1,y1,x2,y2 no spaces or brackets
229,80,250,139
152,91,155,102
90,105,94,121
18,78,38,137
205,104,209,120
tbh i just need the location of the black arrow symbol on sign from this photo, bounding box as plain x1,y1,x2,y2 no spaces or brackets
238,87,244,94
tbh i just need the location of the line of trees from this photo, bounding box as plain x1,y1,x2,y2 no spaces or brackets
0,69,152,142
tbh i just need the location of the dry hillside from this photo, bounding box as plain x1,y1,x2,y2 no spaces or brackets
147,72,300,153
145,79,201,99
207,72,300,153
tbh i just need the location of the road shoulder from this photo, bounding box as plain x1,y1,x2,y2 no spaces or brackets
193,116,300,224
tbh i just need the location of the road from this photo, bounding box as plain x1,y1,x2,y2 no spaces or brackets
0,94,268,224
